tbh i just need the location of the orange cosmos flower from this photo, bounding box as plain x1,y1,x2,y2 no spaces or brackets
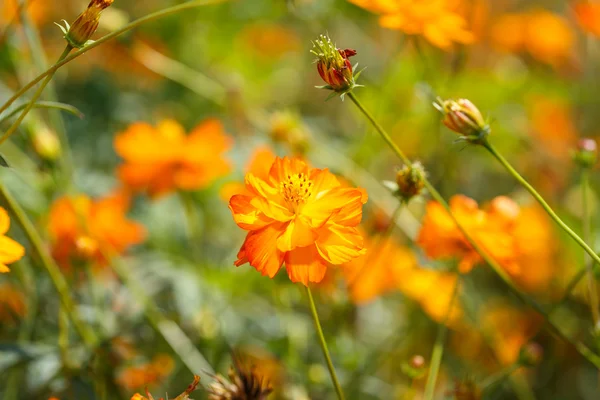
48,190,145,267
490,11,575,67
348,0,474,50
342,236,417,304
220,146,277,202
229,157,368,286
0,207,25,273
1,0,49,27
118,354,174,391
115,119,232,198
417,195,540,278
574,2,600,37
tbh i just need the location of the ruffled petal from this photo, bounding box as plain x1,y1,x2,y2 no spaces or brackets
302,187,367,227
234,223,285,278
276,216,318,252
0,236,25,265
284,245,328,285
268,157,310,187
315,225,366,265
229,195,274,230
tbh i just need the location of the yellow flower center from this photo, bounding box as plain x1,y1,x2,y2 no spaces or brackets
280,173,313,205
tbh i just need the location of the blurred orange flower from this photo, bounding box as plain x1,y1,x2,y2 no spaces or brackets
574,2,600,36
343,236,417,304
418,195,555,290
115,119,232,198
230,157,368,285
0,207,25,273
131,375,200,400
490,11,575,67
0,283,26,324
348,0,474,50
529,96,578,161
48,190,145,267
239,23,301,58
220,146,277,202
118,354,174,391
2,0,49,27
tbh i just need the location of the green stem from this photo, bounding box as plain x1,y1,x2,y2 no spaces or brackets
0,101,83,125
0,45,73,147
0,0,227,117
481,363,521,392
346,91,600,368
0,182,98,347
305,286,346,400
582,169,600,326
18,1,73,180
551,263,590,313
179,191,202,254
482,141,600,271
424,275,460,400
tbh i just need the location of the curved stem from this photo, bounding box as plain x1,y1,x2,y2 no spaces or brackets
346,91,600,369
424,276,460,400
305,286,346,400
0,0,227,117
582,169,600,326
0,45,72,147
0,182,98,347
482,141,600,270
0,101,83,125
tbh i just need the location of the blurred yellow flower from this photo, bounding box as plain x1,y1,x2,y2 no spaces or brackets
348,0,474,50
574,2,600,37
490,11,575,67
48,190,145,268
229,157,367,285
0,207,25,273
115,119,232,198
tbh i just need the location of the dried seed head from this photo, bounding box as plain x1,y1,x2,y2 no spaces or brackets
207,356,273,400
395,162,426,203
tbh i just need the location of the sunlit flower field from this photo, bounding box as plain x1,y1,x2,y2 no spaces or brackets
1,0,600,399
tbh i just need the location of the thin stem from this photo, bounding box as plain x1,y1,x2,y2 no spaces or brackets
0,0,227,117
346,91,600,368
424,276,460,400
552,263,590,313
481,363,521,391
582,169,600,326
305,286,346,400
0,45,72,147
0,101,83,125
0,182,98,347
179,191,202,256
482,141,600,271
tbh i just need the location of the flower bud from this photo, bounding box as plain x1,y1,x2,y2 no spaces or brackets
58,0,114,48
434,98,490,142
32,127,61,161
518,342,543,367
401,355,427,379
395,162,426,202
311,34,359,95
573,138,598,168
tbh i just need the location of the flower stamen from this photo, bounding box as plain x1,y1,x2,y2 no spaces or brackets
280,172,313,206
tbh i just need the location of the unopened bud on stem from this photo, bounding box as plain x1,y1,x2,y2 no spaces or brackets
434,98,490,144
573,138,597,168
57,0,114,48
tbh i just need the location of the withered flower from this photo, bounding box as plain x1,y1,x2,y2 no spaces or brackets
207,357,273,400
394,162,426,203
57,0,114,48
434,98,490,144
311,34,362,98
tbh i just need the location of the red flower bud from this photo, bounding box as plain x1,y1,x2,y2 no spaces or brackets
311,34,359,94
435,98,489,142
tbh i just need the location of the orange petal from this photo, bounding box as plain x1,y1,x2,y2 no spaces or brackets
0,236,25,265
175,161,230,191
315,225,365,265
235,223,285,278
276,216,318,252
284,245,328,285
267,157,309,187
302,187,366,227
0,263,9,273
308,168,340,196
229,195,273,230
0,207,10,235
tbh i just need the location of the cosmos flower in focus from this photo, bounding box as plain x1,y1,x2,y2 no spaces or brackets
347,0,474,50
48,190,145,268
229,157,367,286
220,146,277,202
490,11,575,67
115,119,232,198
0,207,25,273
342,236,418,304
574,2,600,37
131,375,200,400
417,195,557,287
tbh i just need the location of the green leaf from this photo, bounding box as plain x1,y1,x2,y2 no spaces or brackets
0,153,10,168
